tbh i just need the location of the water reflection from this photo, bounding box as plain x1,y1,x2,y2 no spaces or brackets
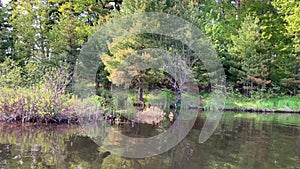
0,112,299,169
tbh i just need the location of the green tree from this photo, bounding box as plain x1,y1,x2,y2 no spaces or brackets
47,0,114,92
100,0,176,101
48,11,92,91
10,0,51,65
228,15,271,96
272,0,300,95
0,1,14,62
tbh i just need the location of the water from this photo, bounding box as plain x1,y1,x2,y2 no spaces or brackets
0,112,299,169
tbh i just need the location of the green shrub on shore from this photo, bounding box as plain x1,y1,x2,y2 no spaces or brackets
0,86,74,123
0,85,106,123
0,58,108,123
0,58,75,123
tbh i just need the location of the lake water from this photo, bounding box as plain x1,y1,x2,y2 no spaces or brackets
0,112,299,169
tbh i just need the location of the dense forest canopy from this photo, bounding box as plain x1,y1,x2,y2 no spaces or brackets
0,0,299,97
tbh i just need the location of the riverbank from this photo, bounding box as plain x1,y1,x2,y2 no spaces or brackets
222,96,300,113
192,94,298,113
1,86,299,124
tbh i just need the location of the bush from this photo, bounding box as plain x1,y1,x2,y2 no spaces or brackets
0,85,74,123
0,59,106,123
0,60,77,123
0,58,23,88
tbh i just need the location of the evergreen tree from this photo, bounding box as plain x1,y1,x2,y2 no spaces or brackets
100,0,176,101
228,15,271,96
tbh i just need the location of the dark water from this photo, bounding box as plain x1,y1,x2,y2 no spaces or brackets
0,112,299,169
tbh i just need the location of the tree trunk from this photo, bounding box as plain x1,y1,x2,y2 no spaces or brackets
138,77,143,102
298,65,300,81
138,85,143,102
236,0,240,20
176,90,181,105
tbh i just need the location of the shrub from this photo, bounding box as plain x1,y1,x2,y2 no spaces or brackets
0,85,74,123
0,58,23,88
0,61,76,123
0,58,109,123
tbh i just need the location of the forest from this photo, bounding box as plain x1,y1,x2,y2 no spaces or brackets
0,0,300,123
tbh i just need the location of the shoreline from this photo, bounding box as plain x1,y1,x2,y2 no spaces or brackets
222,108,300,114
1,108,300,124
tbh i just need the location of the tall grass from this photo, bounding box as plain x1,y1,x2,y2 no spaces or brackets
224,96,300,111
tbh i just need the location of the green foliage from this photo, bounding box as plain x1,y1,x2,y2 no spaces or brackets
0,57,22,88
272,0,300,94
0,2,14,61
228,15,271,94
146,89,176,105
0,85,73,122
48,11,92,64
0,60,78,123
74,95,106,115
224,95,300,111
10,0,51,63
0,57,55,88
273,0,300,52
22,61,44,86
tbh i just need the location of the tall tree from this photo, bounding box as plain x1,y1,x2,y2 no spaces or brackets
10,0,51,65
0,1,14,62
272,0,300,94
228,15,271,96
100,0,176,101
48,11,92,91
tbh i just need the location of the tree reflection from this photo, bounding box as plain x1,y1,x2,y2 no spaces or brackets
0,113,299,169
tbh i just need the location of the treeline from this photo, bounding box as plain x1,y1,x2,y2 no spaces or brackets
0,0,299,97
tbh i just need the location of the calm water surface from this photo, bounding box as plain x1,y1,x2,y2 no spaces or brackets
0,112,299,169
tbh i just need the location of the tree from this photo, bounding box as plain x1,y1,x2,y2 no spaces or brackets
0,1,14,62
102,44,155,102
49,11,92,91
10,0,51,65
272,0,300,95
100,0,176,102
228,15,271,96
